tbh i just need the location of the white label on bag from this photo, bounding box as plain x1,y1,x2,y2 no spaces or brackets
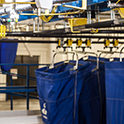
42,103,48,119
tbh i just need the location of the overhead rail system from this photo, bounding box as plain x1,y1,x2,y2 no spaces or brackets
0,0,123,36
0,0,123,31
0,0,124,53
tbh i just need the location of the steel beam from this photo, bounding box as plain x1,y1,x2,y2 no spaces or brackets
6,32,124,39
1,39,124,44
0,89,37,93
0,39,58,43
53,0,77,3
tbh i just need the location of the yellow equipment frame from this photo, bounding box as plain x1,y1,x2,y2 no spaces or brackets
117,8,124,18
77,39,83,47
86,39,91,47
113,39,119,47
0,25,6,38
67,39,73,47
104,39,110,47
68,18,87,33
0,1,36,4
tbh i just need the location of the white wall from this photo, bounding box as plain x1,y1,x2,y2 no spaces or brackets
0,74,6,101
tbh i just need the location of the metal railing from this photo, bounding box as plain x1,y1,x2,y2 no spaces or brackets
0,63,50,110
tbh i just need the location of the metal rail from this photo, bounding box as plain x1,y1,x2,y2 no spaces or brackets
2,39,124,44
54,30,124,34
6,32,124,39
0,0,77,4
0,63,49,111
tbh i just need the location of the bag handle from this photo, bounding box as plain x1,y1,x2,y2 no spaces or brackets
50,51,79,70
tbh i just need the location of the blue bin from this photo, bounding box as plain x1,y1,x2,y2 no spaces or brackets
35,61,93,124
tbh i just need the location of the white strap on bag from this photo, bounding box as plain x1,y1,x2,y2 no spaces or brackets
35,0,53,10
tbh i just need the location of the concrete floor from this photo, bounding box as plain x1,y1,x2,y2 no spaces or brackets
0,110,44,124
0,99,44,124
0,99,40,111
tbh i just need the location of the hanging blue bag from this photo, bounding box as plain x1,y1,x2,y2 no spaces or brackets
35,61,91,124
78,58,106,124
1,43,18,71
105,61,124,124
87,57,124,124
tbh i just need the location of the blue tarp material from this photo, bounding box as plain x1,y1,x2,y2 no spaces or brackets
0,43,18,71
105,62,124,124
78,58,106,124
35,59,106,124
36,56,124,124
35,60,96,124
88,56,124,124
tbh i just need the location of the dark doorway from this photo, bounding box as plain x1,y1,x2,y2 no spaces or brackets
7,55,39,99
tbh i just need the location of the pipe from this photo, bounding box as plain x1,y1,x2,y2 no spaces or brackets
38,20,124,34
6,32,124,39
78,20,123,29
33,18,36,32
2,39,124,44
0,39,58,43
120,47,124,62
0,0,34,15
11,20,124,36
33,29,124,35
53,0,77,3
